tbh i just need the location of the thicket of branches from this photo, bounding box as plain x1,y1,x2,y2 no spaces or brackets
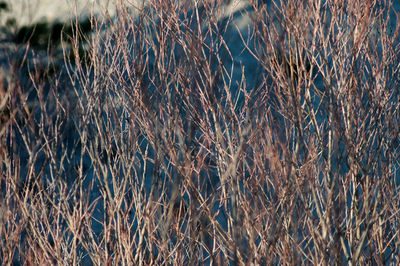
1,0,400,264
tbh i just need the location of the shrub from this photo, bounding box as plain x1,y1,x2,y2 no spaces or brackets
1,0,400,264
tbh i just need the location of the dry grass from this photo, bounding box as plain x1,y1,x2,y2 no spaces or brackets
1,0,400,265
